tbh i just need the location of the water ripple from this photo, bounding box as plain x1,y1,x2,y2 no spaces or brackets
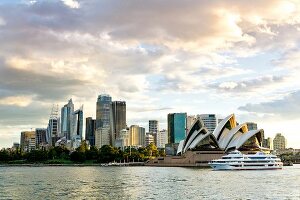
0,165,299,199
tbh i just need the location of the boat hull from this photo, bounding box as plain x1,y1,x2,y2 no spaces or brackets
208,163,283,170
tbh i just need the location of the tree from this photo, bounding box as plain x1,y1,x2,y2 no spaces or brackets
70,151,86,163
86,146,98,160
146,143,158,157
0,149,11,162
98,145,118,163
25,149,48,162
77,140,89,153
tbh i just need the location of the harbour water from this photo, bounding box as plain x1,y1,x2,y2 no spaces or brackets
0,165,299,200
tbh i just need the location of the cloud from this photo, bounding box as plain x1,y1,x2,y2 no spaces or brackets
61,0,79,9
0,60,89,101
0,103,49,126
0,96,33,107
1,0,300,147
209,75,286,94
0,16,5,26
238,90,300,118
129,106,173,113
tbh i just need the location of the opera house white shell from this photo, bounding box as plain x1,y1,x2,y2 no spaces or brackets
177,114,264,155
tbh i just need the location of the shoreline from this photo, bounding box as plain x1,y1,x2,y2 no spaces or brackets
0,162,145,167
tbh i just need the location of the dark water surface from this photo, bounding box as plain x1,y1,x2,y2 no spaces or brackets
0,165,299,200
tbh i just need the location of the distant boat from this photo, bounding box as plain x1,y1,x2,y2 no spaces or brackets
208,150,283,170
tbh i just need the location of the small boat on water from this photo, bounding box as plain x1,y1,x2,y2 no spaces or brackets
208,150,283,170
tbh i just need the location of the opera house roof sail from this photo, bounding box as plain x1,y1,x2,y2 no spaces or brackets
177,114,264,155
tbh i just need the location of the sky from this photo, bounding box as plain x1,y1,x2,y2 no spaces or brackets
0,0,300,148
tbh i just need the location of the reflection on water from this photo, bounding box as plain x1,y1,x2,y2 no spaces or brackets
0,165,300,199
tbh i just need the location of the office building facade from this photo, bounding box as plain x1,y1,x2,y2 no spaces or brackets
129,125,145,147
168,113,187,144
73,107,83,140
96,94,112,129
35,128,47,148
20,131,36,152
95,127,111,148
110,101,126,144
145,133,155,146
115,129,130,149
197,114,217,134
157,129,168,148
273,133,287,150
149,120,159,134
61,99,75,140
85,117,96,146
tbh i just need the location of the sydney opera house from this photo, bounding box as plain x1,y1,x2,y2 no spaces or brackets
146,114,266,167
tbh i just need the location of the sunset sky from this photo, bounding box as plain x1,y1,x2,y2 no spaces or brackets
0,0,300,148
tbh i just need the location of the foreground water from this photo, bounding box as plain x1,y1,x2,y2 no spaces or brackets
0,165,299,200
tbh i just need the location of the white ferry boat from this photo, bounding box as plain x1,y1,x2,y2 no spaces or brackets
208,150,283,170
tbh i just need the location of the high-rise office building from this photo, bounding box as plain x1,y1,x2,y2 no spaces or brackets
96,94,112,129
168,113,187,144
115,129,130,149
148,120,159,146
247,122,258,131
46,104,60,145
145,133,155,146
61,99,75,140
157,129,168,148
95,127,111,148
35,128,47,148
129,125,145,147
197,114,217,134
85,117,96,146
149,120,159,134
73,106,83,140
47,118,60,145
273,133,287,150
20,131,36,152
110,101,126,144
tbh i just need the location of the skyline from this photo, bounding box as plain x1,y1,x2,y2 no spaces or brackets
1,0,300,148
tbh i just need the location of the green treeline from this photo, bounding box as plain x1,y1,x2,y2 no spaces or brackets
279,152,300,164
0,142,165,164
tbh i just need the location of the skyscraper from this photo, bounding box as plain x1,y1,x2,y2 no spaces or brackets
61,99,75,140
110,101,126,144
95,127,110,148
96,94,112,129
35,128,47,149
129,125,145,147
20,131,36,152
85,117,96,146
197,114,217,134
145,133,155,146
273,133,287,150
157,129,168,148
73,106,83,141
149,120,159,134
148,120,159,146
115,129,130,148
167,113,187,144
47,104,60,145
